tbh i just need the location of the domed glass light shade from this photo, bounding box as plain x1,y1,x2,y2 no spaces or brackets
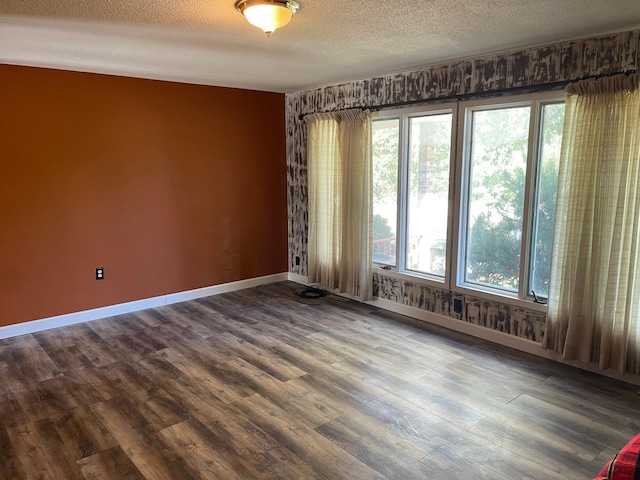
235,0,300,36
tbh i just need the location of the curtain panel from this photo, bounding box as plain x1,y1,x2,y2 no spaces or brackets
545,73,640,374
304,109,373,301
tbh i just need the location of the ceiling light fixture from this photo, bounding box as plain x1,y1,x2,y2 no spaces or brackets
235,0,300,37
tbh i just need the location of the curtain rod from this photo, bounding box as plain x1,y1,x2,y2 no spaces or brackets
296,69,638,121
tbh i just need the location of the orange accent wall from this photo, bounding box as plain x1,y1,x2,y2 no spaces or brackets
0,65,288,327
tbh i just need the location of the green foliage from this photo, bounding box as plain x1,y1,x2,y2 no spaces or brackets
429,239,447,275
408,115,451,195
372,115,452,204
373,214,393,240
529,159,558,295
468,212,522,289
469,170,526,290
465,107,529,291
372,120,399,204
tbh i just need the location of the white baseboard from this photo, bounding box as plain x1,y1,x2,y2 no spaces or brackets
287,273,311,285
0,272,289,340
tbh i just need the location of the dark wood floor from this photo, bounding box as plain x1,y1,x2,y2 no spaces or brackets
1,282,639,479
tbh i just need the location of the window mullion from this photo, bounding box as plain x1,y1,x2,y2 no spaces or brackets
452,104,470,291
397,114,410,272
445,102,461,291
519,101,541,299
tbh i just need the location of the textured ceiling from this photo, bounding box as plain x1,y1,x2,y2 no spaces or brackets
1,1,640,93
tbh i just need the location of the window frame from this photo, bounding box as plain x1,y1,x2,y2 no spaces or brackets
371,116,401,268
454,98,536,299
372,103,458,288
452,92,565,302
527,100,567,300
372,91,565,309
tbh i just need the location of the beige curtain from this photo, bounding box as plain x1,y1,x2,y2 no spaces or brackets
544,73,640,374
305,109,373,301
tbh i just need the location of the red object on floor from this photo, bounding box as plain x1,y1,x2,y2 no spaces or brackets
594,433,640,479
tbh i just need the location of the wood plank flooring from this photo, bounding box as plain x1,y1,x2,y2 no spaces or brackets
2,281,640,479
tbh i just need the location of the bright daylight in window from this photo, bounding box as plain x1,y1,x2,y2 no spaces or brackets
372,119,399,267
372,94,565,302
373,106,454,280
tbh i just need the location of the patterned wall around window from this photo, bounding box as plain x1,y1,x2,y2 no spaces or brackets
373,274,546,342
286,29,640,341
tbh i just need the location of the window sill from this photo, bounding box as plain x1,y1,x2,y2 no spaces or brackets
373,266,445,286
453,284,548,313
373,266,548,313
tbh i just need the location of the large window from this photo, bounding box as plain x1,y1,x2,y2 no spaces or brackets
529,102,565,298
372,118,399,266
462,105,530,293
372,93,564,303
372,105,456,282
406,113,452,277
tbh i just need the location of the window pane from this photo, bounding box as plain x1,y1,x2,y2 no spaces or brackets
529,103,564,298
465,106,530,292
406,113,452,277
372,118,399,266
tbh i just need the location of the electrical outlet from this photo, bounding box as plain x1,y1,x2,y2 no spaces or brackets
295,256,300,266
96,267,104,280
453,298,463,313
